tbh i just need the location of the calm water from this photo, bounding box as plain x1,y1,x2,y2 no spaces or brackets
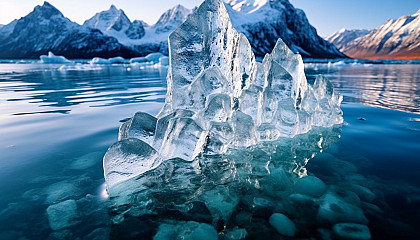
0,62,419,239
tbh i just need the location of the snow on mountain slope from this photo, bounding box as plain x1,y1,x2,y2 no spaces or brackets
342,9,420,60
83,5,147,45
0,0,346,59
325,28,371,50
224,0,345,58
83,4,192,55
84,0,344,58
138,4,192,44
0,2,138,59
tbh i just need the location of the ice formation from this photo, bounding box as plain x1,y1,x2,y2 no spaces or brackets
104,0,342,189
40,52,71,63
90,56,125,64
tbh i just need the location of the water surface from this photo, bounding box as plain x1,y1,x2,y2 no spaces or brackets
0,62,419,239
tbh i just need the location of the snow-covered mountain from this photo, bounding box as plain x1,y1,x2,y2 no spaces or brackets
0,2,138,59
325,28,371,50
80,0,345,58
224,0,345,58
339,9,420,60
83,4,192,55
0,0,345,59
83,5,148,45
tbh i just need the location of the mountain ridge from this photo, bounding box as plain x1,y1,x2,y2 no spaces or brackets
0,0,345,59
330,9,420,60
325,28,371,50
0,2,138,59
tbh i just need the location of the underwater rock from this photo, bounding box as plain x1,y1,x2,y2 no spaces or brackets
333,223,371,240
317,193,368,225
46,200,80,231
268,213,296,237
294,175,327,198
70,152,102,170
83,228,110,240
153,221,218,240
221,227,248,240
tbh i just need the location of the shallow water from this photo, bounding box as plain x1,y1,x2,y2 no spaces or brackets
0,62,419,239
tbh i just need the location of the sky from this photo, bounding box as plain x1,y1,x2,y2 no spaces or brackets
0,0,419,36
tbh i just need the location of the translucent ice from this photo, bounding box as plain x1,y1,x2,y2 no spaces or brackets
103,138,162,188
103,0,343,191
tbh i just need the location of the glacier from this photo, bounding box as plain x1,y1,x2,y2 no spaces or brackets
103,0,344,238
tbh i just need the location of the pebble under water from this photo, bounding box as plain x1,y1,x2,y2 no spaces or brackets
0,62,419,239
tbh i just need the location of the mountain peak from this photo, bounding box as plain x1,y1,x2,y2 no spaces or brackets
156,4,192,25
32,1,62,18
42,1,52,6
109,4,118,11
83,4,132,32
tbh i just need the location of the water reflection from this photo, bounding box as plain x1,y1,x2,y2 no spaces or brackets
0,64,168,115
304,64,420,114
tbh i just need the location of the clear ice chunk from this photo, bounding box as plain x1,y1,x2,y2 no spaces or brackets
103,0,343,196
103,138,161,188
119,112,157,145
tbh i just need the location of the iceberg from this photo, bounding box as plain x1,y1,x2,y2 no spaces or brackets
40,51,71,63
90,56,126,64
129,57,147,63
144,52,164,63
129,54,169,66
104,0,344,237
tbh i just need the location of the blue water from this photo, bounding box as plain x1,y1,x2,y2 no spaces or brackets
0,62,419,239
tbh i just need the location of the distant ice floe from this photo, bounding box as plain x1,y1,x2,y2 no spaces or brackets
304,58,420,66
87,53,170,69
89,56,126,64
40,52,71,64
58,63,103,71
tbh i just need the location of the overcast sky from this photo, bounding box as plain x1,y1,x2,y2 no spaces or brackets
0,0,419,36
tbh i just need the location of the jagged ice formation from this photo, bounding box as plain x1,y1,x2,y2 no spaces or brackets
103,0,343,190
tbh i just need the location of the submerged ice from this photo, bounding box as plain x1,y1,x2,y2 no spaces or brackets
103,0,345,238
